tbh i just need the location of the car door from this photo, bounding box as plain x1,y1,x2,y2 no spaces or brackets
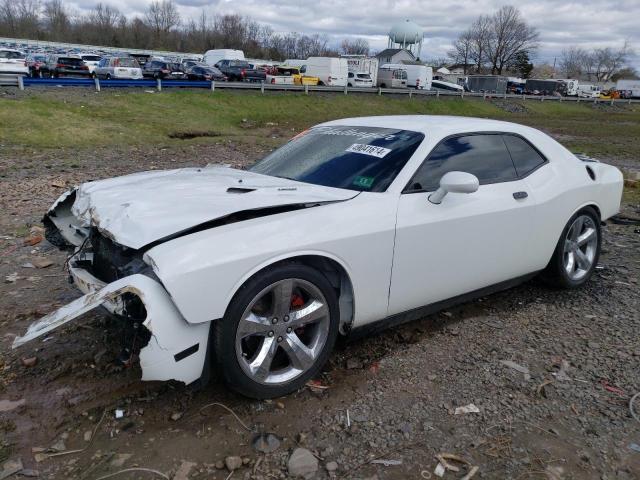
388,133,539,316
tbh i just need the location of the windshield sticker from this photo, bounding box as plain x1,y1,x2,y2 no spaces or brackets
346,143,392,158
352,176,375,188
312,126,398,141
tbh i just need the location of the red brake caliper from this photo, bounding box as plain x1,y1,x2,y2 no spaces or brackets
291,294,305,334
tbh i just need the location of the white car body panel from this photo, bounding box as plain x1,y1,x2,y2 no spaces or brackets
14,115,623,387
389,179,536,314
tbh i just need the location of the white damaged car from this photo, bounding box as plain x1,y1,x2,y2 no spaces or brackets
14,116,623,398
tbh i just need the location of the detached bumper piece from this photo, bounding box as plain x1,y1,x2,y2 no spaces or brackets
13,271,210,385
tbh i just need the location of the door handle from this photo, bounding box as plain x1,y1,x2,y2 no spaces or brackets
513,191,528,200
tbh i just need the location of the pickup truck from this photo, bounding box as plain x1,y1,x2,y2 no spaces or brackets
215,59,266,82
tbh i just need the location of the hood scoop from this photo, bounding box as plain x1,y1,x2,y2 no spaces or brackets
226,187,256,194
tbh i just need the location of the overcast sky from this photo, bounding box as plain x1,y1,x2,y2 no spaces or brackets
63,0,638,66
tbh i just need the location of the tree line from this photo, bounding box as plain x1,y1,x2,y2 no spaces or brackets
0,0,371,60
560,43,636,82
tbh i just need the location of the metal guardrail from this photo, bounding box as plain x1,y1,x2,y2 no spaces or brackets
3,75,640,104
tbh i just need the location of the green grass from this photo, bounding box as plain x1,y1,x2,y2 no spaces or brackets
1,90,639,160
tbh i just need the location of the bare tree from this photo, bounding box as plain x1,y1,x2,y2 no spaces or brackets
486,6,538,74
592,41,631,81
449,28,473,73
145,0,180,41
469,15,491,73
42,0,69,40
340,38,369,55
560,47,589,78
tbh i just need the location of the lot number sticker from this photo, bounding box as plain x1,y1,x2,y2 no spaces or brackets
346,143,392,158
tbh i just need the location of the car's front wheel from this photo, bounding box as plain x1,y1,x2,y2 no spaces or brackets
542,207,601,288
215,263,339,398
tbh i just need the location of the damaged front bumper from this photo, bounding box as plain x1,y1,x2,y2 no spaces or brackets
13,263,210,385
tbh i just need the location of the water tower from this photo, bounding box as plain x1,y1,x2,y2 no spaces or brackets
388,19,424,58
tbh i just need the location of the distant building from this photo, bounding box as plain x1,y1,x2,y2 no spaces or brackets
447,64,474,75
376,48,415,65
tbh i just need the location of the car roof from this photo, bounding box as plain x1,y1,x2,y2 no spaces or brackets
319,115,542,138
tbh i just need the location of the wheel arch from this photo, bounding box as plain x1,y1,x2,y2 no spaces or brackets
544,202,602,267
224,253,355,335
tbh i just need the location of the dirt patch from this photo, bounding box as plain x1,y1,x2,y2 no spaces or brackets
490,99,529,113
168,130,222,140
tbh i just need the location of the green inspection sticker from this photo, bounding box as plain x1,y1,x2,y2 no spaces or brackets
352,176,374,188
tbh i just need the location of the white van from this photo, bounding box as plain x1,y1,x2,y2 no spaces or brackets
577,84,601,98
203,49,244,67
376,67,407,88
616,79,640,98
381,63,432,90
303,57,348,87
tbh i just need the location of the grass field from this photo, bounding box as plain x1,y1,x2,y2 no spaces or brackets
1,89,639,160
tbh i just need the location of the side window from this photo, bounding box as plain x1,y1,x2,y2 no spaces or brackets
502,135,547,177
407,134,517,192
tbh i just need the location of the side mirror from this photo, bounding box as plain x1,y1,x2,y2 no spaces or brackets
428,171,479,204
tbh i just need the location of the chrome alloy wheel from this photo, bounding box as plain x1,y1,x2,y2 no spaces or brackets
563,214,598,281
235,278,330,385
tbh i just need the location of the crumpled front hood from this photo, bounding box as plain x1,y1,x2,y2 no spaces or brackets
70,165,358,249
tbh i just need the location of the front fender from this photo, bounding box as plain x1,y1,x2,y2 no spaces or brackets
145,194,398,327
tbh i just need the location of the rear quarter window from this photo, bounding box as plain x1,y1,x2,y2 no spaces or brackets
502,135,547,176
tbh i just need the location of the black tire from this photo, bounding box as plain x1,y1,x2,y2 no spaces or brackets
541,206,601,288
214,263,340,399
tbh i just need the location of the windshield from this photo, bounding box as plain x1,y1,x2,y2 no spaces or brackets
82,55,101,61
250,126,424,192
356,73,371,79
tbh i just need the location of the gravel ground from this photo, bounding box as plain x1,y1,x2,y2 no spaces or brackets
0,143,639,480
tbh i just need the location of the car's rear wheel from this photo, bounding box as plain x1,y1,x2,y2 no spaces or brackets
542,207,601,288
215,263,339,398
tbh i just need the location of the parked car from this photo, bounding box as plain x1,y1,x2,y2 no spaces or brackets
431,79,464,92
186,65,226,81
377,66,408,88
40,55,91,78
26,54,47,77
143,60,186,80
0,49,28,75
80,54,102,74
215,59,266,82
265,66,318,85
347,71,374,88
93,57,143,80
13,116,623,399
128,53,151,67
181,59,202,72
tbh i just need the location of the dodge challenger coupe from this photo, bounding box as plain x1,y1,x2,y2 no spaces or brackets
14,116,623,398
